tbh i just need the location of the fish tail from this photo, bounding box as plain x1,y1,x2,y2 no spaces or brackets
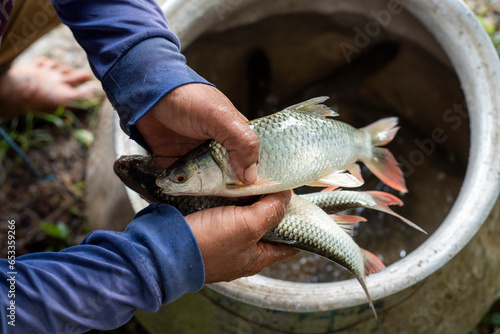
361,117,407,193
366,191,427,234
363,147,408,193
361,117,400,146
355,248,385,320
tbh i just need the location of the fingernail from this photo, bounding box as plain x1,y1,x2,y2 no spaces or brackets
244,163,258,183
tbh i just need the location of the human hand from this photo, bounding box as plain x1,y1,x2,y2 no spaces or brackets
135,83,259,184
184,191,299,283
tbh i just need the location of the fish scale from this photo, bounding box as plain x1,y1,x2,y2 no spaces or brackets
301,190,382,213
250,111,361,185
264,195,366,294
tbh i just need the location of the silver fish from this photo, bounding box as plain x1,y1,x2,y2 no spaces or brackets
264,194,385,318
156,96,407,197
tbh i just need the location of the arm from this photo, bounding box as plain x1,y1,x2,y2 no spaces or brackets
50,0,207,145
0,204,204,333
0,194,296,332
51,0,259,183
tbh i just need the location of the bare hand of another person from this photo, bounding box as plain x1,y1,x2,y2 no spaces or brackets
136,83,259,184
185,191,299,283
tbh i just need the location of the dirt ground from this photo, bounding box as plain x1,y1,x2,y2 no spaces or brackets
0,1,499,333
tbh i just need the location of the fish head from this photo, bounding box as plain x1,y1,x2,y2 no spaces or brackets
114,155,153,184
156,144,225,196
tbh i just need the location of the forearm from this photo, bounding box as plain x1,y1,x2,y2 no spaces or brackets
50,0,211,147
0,204,204,333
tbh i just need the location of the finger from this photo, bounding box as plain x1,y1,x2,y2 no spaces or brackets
193,86,259,184
74,80,104,99
63,68,93,85
217,120,260,184
242,191,292,240
243,242,299,278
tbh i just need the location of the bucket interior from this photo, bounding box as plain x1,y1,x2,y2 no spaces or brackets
183,7,469,283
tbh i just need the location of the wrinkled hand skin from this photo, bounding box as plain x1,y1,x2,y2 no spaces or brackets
185,191,298,283
136,83,259,184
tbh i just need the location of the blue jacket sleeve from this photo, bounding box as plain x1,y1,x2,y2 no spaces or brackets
0,204,205,333
50,0,211,149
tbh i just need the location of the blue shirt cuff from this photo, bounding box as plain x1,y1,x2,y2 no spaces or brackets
120,203,205,304
101,37,212,150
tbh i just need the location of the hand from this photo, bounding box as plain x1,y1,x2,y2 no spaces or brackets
185,191,299,283
136,83,259,183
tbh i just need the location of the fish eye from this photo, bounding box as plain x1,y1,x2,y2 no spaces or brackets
170,168,189,183
174,173,187,183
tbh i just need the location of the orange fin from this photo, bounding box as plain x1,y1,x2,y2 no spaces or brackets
330,214,367,236
363,147,408,193
360,117,407,193
362,249,386,276
320,186,340,192
351,249,385,320
366,191,427,234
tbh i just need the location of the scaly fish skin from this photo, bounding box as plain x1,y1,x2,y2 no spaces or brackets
264,195,366,278
156,96,406,197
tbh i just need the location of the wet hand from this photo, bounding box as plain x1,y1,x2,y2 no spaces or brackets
184,191,299,283
136,83,259,183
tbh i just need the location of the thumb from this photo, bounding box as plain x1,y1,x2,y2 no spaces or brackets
242,191,292,240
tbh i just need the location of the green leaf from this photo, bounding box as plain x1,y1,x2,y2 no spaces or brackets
42,114,66,129
73,181,86,190
40,222,70,240
73,129,94,148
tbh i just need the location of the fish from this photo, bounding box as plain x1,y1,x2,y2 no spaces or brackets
114,154,423,318
114,155,424,232
113,154,244,216
156,96,407,197
264,194,385,318
301,189,426,234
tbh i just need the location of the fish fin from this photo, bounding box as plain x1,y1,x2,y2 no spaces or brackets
330,214,366,236
362,249,386,276
366,191,427,234
285,96,339,118
362,147,408,193
347,163,364,183
262,234,298,245
353,272,378,320
226,180,281,189
313,171,364,188
361,117,400,146
320,186,340,192
360,117,407,193
307,181,332,187
352,249,385,319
